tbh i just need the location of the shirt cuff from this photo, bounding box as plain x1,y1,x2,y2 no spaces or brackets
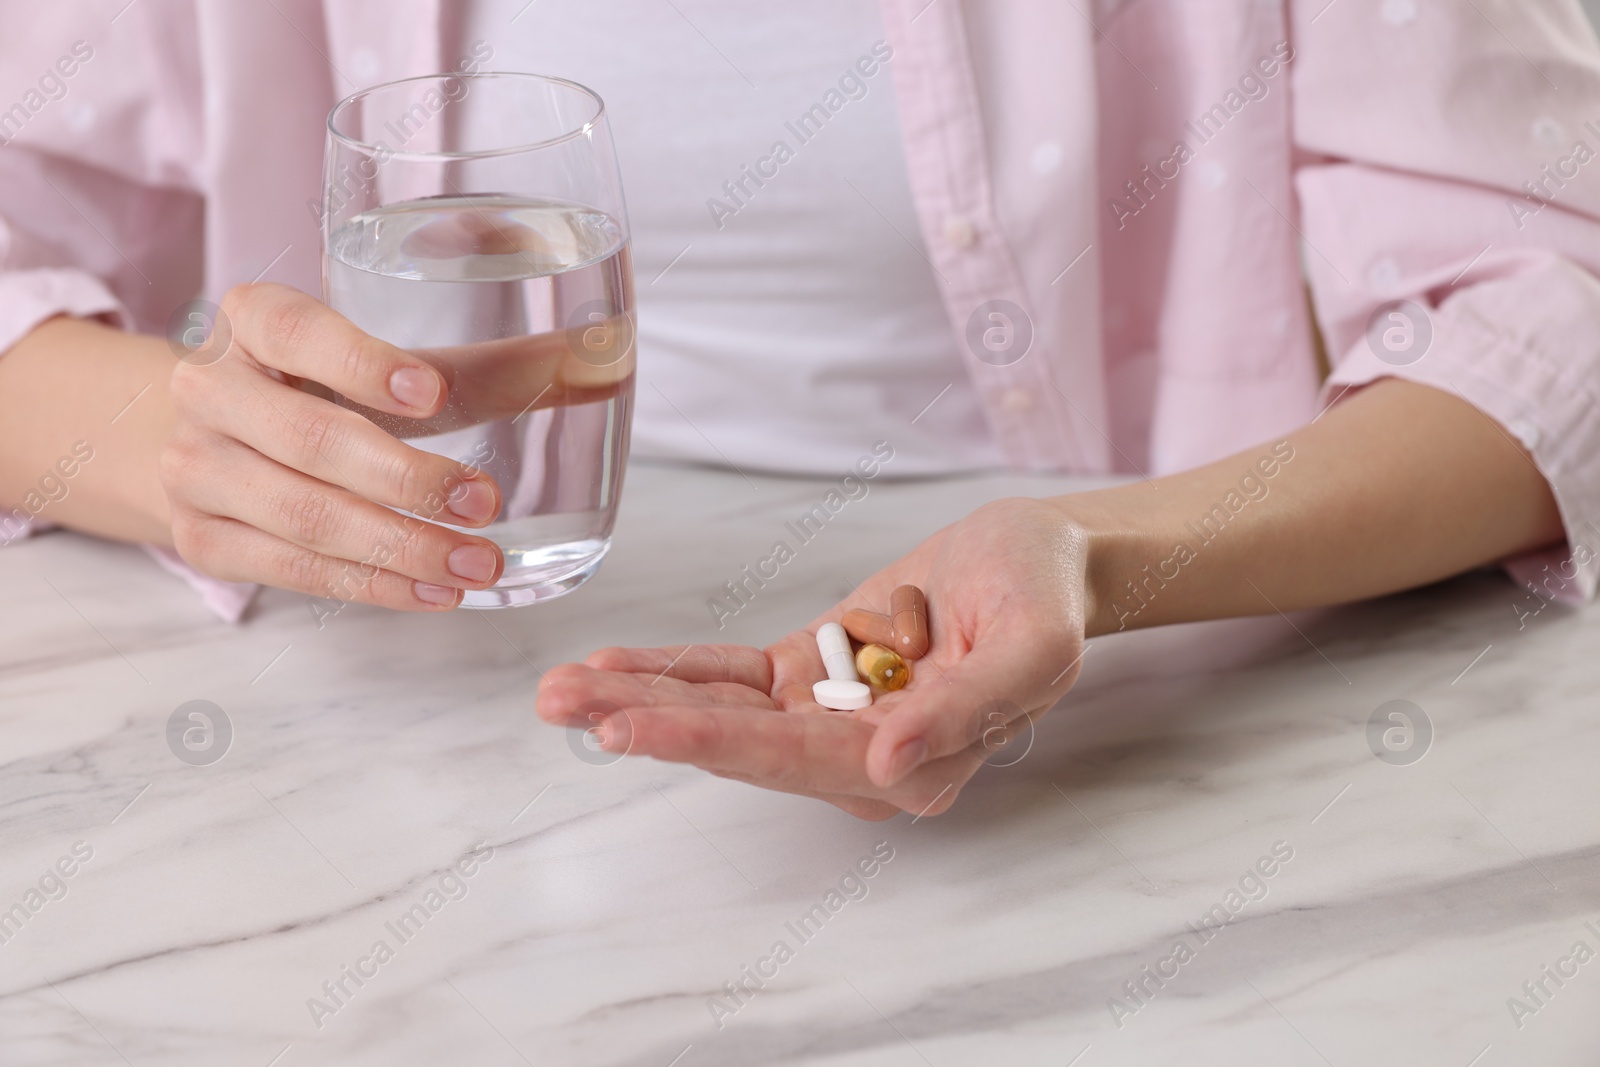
1,522,257,621
143,546,260,624
0,509,46,547
0,268,131,355
1319,258,1600,603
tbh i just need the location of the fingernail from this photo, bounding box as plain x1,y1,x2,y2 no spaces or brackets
886,737,928,784
390,366,441,411
448,544,498,584
447,478,497,523
414,581,458,606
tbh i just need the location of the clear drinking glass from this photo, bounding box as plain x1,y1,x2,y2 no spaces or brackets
321,73,634,608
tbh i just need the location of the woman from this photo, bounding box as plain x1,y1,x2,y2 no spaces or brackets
2,1,1598,818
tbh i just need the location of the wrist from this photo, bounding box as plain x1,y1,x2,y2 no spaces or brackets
1044,492,1160,639
2,318,178,546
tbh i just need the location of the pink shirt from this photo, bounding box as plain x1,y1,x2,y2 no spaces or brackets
3,0,1599,619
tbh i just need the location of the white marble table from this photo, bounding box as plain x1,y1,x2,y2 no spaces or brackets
2,459,1597,1066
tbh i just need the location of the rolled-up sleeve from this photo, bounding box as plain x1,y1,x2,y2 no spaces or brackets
0,9,248,616
1294,0,1600,601
0,265,129,356
0,167,134,551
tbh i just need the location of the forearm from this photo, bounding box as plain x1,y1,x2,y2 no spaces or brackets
0,317,176,545
1063,378,1565,637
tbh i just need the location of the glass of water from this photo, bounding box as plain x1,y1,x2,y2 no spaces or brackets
322,72,634,608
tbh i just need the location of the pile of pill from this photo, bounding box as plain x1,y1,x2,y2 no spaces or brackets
812,584,929,711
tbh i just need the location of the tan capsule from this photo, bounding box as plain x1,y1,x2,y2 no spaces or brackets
855,644,910,691
889,584,930,659
841,609,897,648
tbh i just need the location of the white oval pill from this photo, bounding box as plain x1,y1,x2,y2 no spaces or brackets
813,679,872,711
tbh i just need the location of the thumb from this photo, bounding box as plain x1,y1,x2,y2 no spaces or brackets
864,632,1084,789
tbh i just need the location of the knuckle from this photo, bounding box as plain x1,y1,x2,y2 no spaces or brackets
157,435,194,492
167,361,204,409
262,296,315,355
388,514,437,562
168,512,212,568
395,454,454,515
275,484,339,545
218,283,254,323
584,647,632,670
168,350,237,410
289,404,342,460
371,517,428,573
277,542,339,598
338,334,387,388
358,570,408,609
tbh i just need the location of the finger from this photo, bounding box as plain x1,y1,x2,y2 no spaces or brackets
536,663,777,726
222,283,449,419
886,741,992,818
175,367,501,528
603,703,978,816
184,438,503,590
598,703,880,796
775,681,821,708
583,645,773,690
170,511,462,609
863,634,1078,789
768,630,828,708
823,795,902,821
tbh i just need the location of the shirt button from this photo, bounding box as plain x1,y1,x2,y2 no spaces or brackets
1367,257,1401,292
999,387,1034,413
943,216,977,249
1381,0,1417,25
1031,141,1063,175
351,47,382,85
1532,116,1566,148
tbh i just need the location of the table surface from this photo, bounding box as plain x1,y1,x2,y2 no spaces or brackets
2,459,1597,1067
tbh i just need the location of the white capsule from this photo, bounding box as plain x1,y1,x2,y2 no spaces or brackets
813,623,870,710
816,623,857,683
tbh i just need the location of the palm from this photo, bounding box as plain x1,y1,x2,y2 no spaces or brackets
538,498,1089,819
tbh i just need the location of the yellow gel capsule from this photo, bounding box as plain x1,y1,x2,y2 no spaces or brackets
855,644,910,691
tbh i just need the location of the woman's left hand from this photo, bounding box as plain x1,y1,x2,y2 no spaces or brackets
535,498,1097,819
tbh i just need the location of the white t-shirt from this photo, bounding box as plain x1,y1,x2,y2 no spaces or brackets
461,0,1003,475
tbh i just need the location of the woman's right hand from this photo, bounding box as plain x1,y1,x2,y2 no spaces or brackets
160,282,505,610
